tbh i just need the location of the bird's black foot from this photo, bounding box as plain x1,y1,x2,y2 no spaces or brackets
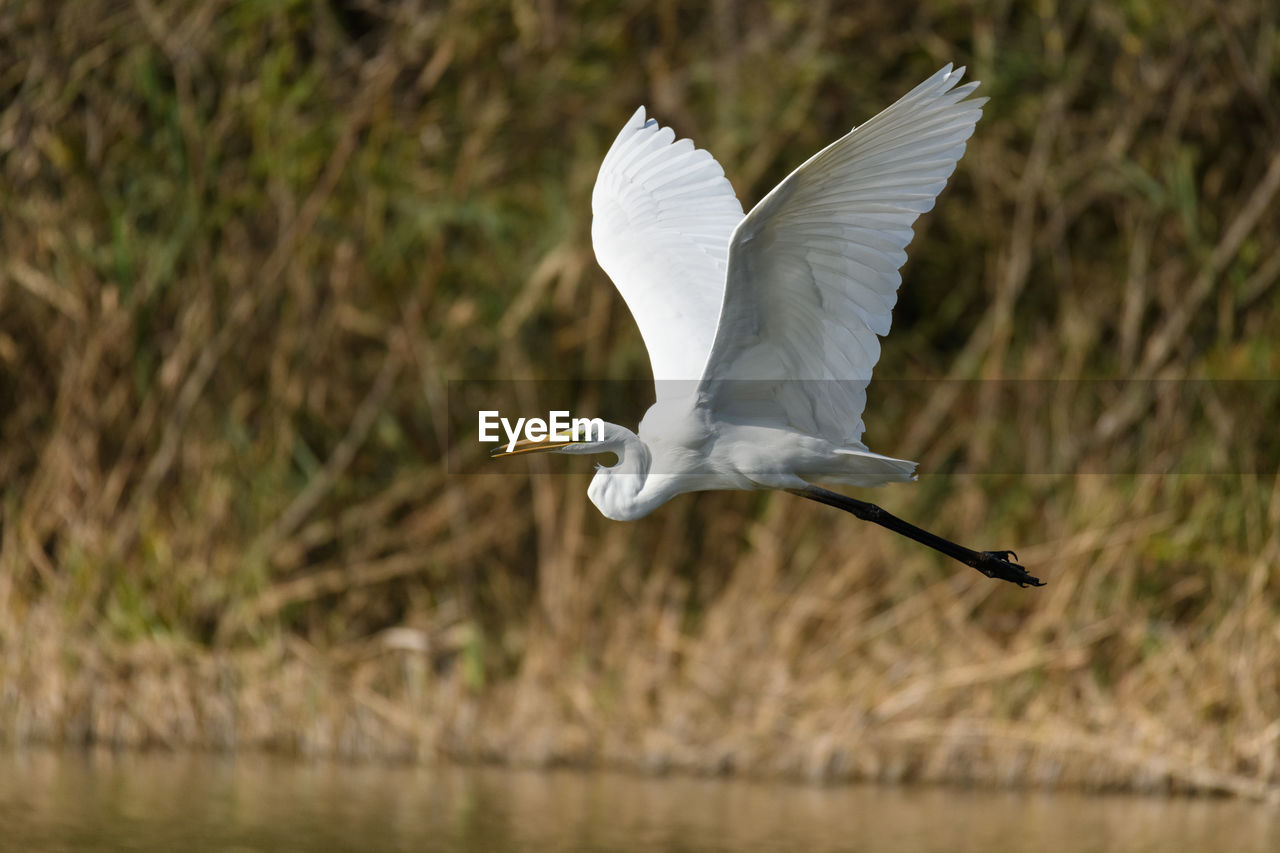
969,550,1044,587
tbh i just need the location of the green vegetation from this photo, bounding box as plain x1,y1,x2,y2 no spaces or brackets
2,0,1278,796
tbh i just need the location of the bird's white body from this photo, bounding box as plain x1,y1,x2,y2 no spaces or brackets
505,65,986,523
574,392,917,521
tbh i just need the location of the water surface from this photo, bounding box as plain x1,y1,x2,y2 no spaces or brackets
1,750,1275,851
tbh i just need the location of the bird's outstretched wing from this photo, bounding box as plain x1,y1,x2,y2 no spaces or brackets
699,65,984,445
592,108,745,398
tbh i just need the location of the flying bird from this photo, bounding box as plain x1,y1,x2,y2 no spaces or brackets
494,65,1042,587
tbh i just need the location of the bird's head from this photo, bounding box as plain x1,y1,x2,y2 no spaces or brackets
489,421,654,520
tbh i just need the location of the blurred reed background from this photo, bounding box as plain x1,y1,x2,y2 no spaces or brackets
2,0,1279,796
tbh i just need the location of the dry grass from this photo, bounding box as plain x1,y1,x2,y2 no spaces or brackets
2,0,1279,797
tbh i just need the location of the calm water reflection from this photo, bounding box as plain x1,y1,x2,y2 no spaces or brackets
1,750,1275,852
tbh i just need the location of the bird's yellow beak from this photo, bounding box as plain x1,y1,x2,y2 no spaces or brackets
489,436,583,458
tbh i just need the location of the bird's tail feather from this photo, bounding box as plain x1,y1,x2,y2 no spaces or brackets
821,448,918,487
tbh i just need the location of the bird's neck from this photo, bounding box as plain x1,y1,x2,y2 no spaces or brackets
587,428,671,521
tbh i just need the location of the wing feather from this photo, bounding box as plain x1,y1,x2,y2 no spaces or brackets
591,108,745,396
699,65,985,445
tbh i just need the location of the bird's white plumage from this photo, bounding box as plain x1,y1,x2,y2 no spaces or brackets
701,64,985,446
497,67,1042,587
591,108,745,395
572,66,983,501
591,66,983,449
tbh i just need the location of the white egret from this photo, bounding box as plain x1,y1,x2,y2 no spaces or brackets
495,65,1042,587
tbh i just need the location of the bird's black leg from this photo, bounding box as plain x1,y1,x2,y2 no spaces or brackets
786,485,1044,587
